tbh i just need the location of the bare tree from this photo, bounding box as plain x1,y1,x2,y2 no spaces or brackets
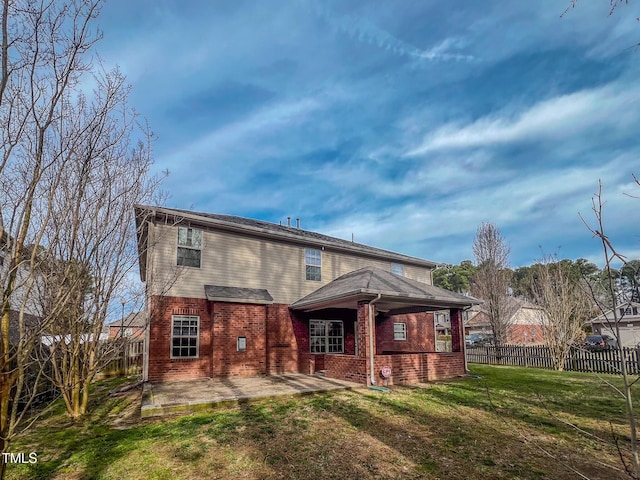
0,0,168,476
471,223,517,347
0,1,104,476
581,180,640,478
529,254,594,370
35,65,161,418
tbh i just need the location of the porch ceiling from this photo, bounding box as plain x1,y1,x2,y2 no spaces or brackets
290,267,482,312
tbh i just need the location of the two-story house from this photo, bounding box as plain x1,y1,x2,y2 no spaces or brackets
135,205,480,386
591,301,640,347
464,300,547,345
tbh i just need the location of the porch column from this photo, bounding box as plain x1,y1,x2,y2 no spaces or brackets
357,301,376,385
450,308,462,352
356,302,369,359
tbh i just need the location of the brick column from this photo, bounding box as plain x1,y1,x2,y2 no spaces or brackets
357,301,377,385
357,302,368,359
450,308,462,352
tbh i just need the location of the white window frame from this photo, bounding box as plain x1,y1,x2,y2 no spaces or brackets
305,248,322,281
171,315,199,359
391,263,404,276
393,322,407,341
177,226,202,268
309,319,343,353
434,314,453,353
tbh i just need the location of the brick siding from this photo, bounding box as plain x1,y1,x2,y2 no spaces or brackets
372,353,465,385
508,324,545,344
147,296,211,382
211,302,268,376
376,312,435,353
147,295,466,385
266,304,299,374
148,296,301,382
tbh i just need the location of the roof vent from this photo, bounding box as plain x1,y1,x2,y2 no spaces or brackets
287,216,291,227
296,218,300,229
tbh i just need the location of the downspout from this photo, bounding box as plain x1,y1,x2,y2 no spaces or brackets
368,294,382,385
142,294,150,382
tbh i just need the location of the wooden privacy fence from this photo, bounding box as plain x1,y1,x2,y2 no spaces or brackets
466,344,640,375
97,339,144,378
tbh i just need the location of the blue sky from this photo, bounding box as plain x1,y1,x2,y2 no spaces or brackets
98,0,640,268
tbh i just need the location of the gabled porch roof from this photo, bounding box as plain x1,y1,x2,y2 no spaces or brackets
290,267,482,313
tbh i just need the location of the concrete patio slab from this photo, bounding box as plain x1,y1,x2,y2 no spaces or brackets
141,373,363,417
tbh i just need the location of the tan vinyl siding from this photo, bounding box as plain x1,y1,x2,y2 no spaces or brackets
148,223,433,304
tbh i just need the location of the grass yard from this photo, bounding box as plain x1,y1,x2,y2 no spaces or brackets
5,365,639,479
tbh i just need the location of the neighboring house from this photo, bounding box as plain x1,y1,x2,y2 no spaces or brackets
1,230,46,343
464,306,492,337
135,206,481,386
591,301,640,347
108,312,146,341
0,231,44,323
464,299,546,345
508,302,546,344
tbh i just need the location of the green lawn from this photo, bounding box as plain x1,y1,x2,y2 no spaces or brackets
5,365,638,479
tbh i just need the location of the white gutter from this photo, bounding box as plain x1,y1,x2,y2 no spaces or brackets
368,294,382,385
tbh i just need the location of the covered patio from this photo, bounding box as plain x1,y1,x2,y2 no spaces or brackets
290,267,481,386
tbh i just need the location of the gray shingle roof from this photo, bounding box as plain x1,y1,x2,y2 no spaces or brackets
109,312,147,328
291,266,481,311
135,205,437,270
205,285,273,304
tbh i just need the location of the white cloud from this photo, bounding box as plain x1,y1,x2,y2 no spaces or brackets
157,94,328,170
310,153,639,266
406,82,640,155
309,3,475,63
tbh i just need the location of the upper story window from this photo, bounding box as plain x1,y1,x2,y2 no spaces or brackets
620,305,638,316
177,227,202,268
391,263,404,276
305,248,321,281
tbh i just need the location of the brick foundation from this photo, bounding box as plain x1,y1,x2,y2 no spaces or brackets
324,352,465,386
324,355,367,384
372,352,465,385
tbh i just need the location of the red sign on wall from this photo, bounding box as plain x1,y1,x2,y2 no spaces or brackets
380,366,391,379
